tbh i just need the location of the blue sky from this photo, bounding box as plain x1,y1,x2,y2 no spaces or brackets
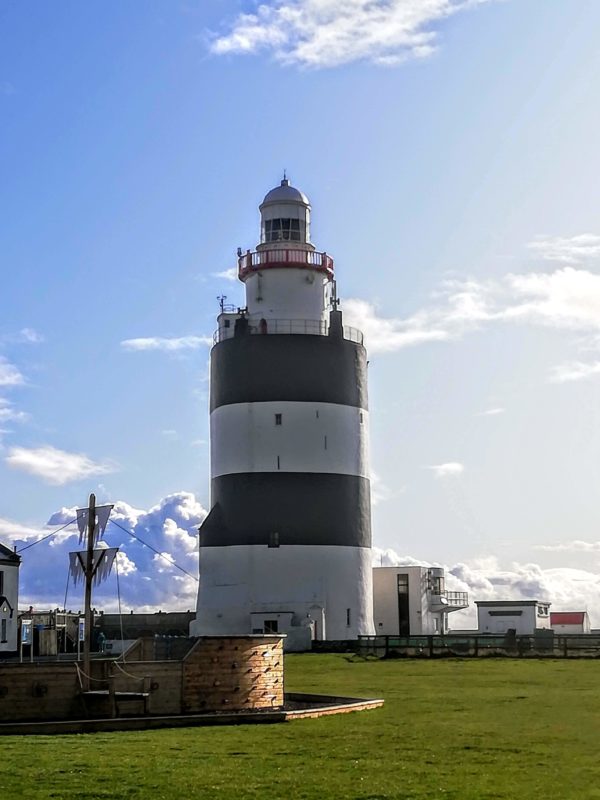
2,0,600,622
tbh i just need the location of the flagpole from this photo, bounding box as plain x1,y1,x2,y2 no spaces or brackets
83,492,96,691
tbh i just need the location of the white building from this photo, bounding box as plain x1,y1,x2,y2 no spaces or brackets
0,542,20,653
373,566,468,636
550,611,591,634
192,177,374,642
476,600,551,635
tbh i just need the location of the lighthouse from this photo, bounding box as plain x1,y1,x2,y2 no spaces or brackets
191,177,374,642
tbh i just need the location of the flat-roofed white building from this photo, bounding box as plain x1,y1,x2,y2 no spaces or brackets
476,600,551,635
550,611,590,634
373,566,468,636
0,542,20,653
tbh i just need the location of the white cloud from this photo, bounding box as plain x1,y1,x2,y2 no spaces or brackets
528,234,600,265
535,540,600,554
549,361,600,383
344,263,600,362
210,0,495,69
426,462,464,478
0,517,48,543
5,445,117,485
0,398,28,424
0,357,24,387
477,407,505,416
121,335,212,352
211,267,238,281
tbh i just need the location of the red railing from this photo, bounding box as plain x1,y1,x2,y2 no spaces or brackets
238,249,334,280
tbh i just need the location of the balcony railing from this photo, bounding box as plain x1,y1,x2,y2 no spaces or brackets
238,249,334,280
446,591,469,607
213,318,363,345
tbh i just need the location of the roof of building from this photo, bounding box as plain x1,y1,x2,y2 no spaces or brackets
475,600,548,607
550,612,587,625
261,178,310,207
0,542,20,563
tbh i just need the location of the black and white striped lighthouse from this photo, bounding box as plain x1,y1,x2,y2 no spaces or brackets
191,177,374,641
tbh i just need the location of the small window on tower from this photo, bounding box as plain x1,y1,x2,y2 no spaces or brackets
264,620,279,634
275,414,282,425
223,319,231,328
346,608,351,627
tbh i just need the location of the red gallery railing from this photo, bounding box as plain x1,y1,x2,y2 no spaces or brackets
238,249,334,280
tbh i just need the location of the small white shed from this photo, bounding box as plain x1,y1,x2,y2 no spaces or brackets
476,600,551,635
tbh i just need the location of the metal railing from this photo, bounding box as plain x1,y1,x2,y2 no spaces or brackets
238,249,334,280
213,318,364,345
358,633,600,659
445,591,469,607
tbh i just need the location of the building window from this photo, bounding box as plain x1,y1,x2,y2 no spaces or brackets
315,410,319,419
276,455,281,470
359,412,363,424
1,619,6,643
324,435,328,450
269,531,280,548
223,319,231,328
432,576,445,595
264,620,278,634
346,608,351,627
264,218,302,243
275,414,282,426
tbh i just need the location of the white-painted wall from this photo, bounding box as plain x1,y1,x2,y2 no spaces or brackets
192,544,375,641
0,561,19,652
244,268,331,322
211,402,369,479
372,566,449,636
476,602,552,635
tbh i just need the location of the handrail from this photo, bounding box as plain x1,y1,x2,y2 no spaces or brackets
213,318,363,346
238,249,334,280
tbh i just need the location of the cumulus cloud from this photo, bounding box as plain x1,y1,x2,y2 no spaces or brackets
121,335,212,352
14,492,207,612
535,540,600,554
5,446,117,485
426,462,464,478
528,234,600,265
372,548,600,628
210,0,495,69
0,357,24,387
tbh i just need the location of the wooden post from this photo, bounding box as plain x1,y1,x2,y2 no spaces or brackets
83,493,96,691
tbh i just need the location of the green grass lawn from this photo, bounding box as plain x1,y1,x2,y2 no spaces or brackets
2,655,600,799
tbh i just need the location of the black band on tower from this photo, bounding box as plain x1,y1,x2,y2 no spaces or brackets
200,472,372,548
210,334,368,412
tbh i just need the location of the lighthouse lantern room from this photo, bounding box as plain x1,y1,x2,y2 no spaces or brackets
191,177,375,643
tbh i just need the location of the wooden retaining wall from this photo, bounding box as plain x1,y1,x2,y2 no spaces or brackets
0,663,82,721
0,635,284,722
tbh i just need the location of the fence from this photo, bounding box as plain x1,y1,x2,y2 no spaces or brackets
213,318,364,345
357,633,600,659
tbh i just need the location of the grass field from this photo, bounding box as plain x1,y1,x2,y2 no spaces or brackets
2,654,600,799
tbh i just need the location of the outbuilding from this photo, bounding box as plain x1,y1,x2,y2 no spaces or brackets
476,600,551,635
0,542,21,653
550,611,590,634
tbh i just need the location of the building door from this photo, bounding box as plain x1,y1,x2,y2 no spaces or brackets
397,574,410,636
264,620,278,634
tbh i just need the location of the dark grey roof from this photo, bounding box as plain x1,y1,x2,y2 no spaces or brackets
0,542,20,563
475,600,545,607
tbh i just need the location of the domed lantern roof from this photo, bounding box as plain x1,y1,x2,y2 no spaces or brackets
260,177,310,209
